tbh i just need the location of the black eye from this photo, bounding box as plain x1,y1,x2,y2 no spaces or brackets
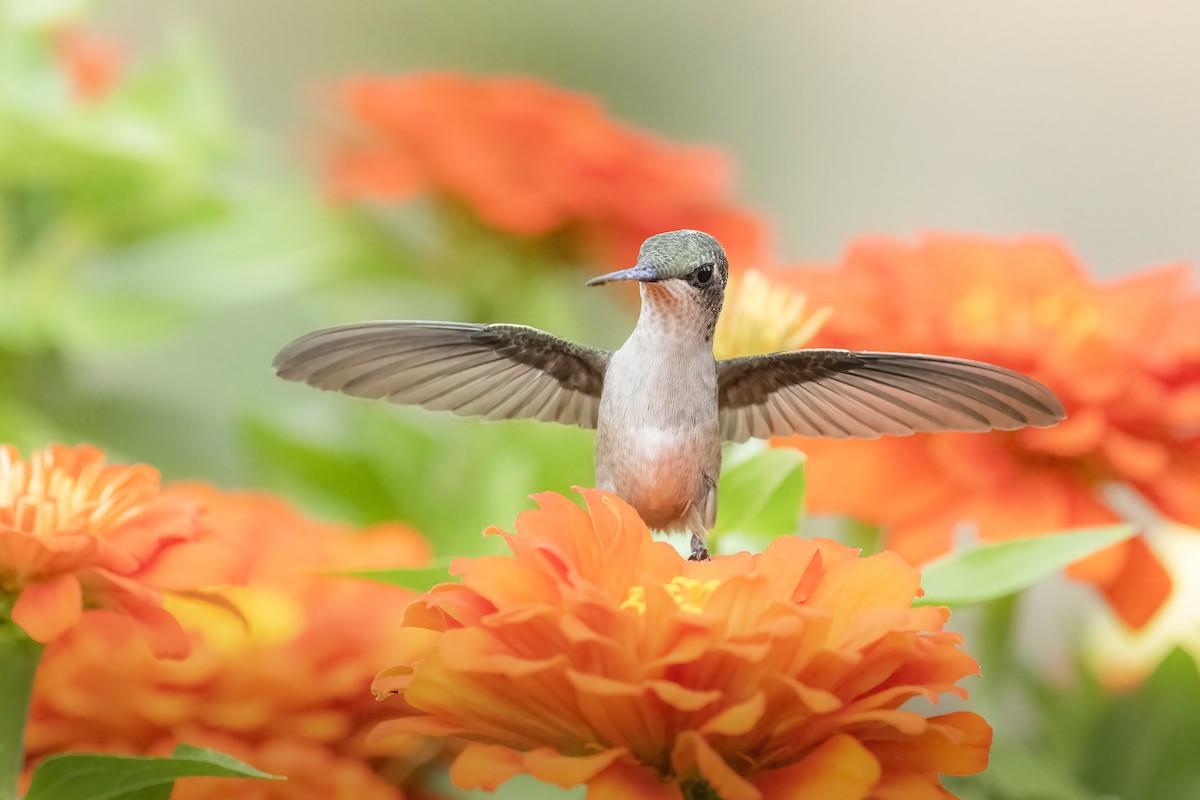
694,263,714,286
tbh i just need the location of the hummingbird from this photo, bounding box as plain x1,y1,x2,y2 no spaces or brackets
274,229,1065,560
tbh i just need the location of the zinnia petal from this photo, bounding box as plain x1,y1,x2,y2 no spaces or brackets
751,734,880,800
672,731,760,800
12,574,82,643
1093,535,1173,630
588,760,682,800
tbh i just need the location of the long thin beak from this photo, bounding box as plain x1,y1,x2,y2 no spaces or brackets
585,263,659,287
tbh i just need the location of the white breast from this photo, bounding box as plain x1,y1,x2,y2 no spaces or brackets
632,425,691,459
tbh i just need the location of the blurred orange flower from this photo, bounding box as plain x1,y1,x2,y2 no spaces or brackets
374,489,989,800
323,73,771,268
52,27,122,100
26,484,439,800
769,235,1198,627
0,445,240,656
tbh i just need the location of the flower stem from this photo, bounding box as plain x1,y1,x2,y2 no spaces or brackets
0,616,42,800
977,592,1020,707
841,518,883,556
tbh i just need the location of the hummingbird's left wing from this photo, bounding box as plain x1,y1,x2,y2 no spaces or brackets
716,350,1065,443
274,321,609,428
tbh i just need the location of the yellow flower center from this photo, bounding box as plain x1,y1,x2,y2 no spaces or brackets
620,577,722,615
954,287,1103,349
166,587,303,654
713,270,831,360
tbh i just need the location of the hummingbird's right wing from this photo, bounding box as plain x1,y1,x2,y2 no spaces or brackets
274,321,609,428
716,349,1065,443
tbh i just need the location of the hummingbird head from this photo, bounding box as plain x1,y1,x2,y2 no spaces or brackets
586,230,729,332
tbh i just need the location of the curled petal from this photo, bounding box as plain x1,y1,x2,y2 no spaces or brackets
868,711,992,777
588,759,682,800
525,747,631,787
699,691,766,736
672,731,760,800
450,743,526,791
752,734,880,800
12,574,83,642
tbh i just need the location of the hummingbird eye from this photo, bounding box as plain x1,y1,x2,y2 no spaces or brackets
693,263,714,286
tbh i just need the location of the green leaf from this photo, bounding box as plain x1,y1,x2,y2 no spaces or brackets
915,525,1135,607
336,558,457,592
945,739,1101,800
710,447,805,552
25,744,282,800
1079,648,1200,799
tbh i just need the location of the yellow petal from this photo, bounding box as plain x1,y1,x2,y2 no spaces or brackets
700,691,766,736
525,746,629,787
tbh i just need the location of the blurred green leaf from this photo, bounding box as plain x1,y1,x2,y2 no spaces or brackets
427,771,584,800
710,447,805,552
0,396,60,451
945,740,1100,800
1077,648,1200,798
336,558,456,592
242,416,404,525
973,648,1200,800
0,23,234,259
243,404,595,556
24,744,281,800
915,525,1135,607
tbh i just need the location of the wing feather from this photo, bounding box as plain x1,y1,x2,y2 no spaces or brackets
775,387,823,437
717,349,1065,443
802,382,881,437
274,321,609,428
794,383,860,437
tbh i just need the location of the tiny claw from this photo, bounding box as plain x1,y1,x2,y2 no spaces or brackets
688,533,710,562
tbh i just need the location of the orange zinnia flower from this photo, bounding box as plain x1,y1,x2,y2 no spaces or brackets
323,72,771,268
374,489,989,800
0,445,240,656
26,484,439,800
766,235,1197,627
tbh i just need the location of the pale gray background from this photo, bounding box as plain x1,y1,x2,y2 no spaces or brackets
100,1,1200,275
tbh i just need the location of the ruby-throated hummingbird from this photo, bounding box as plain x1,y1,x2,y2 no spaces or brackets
274,230,1065,560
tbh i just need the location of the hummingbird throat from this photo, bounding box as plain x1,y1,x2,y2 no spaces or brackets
639,282,721,342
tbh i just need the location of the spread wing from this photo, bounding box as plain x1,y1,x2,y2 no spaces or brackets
717,349,1065,443
273,321,609,428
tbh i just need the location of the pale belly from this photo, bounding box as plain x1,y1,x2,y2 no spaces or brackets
596,424,717,530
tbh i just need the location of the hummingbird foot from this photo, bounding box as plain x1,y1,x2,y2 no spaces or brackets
688,533,710,562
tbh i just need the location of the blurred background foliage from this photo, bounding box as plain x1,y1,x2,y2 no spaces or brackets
1,0,627,554
7,0,1200,798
